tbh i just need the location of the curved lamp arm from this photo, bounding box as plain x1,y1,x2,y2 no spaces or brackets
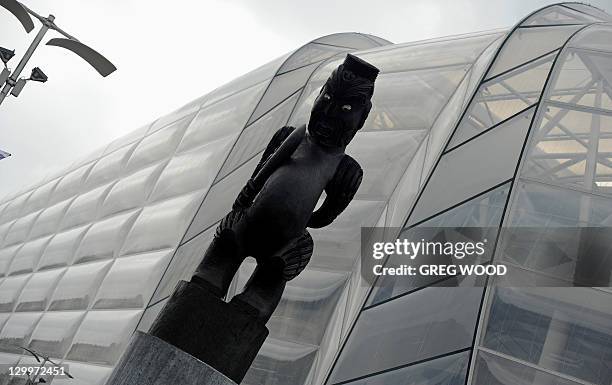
46,37,116,77
0,0,34,32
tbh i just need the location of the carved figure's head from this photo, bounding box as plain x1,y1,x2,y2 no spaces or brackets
308,53,379,148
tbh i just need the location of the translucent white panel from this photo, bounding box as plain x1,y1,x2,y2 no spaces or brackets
0,352,22,385
359,32,503,75
15,268,65,311
507,180,612,226
137,297,167,333
472,350,583,385
2,209,40,247
386,140,427,228
151,225,215,304
247,62,319,125
51,361,112,385
314,33,380,49
563,4,612,23
49,260,112,311
7,235,52,276
68,143,106,173
348,130,427,200
549,49,612,111
93,249,172,309
339,351,469,385
65,309,142,365
126,114,192,172
567,23,612,52
74,210,140,264
243,337,318,385
120,192,201,255
329,286,483,384
464,36,506,111
0,191,32,224
409,106,534,226
309,199,386,271
522,104,612,193
522,5,601,26
84,144,136,189
21,178,60,215
49,163,94,204
0,245,20,276
0,274,30,312
488,25,582,79
103,123,149,156
61,182,115,230
266,268,348,346
149,136,234,202
449,53,554,149
28,311,83,358
183,156,258,242
278,43,348,74
38,224,89,270
177,81,267,153
217,92,300,180
363,66,468,132
28,198,72,239
0,312,42,354
362,34,391,46
483,287,612,384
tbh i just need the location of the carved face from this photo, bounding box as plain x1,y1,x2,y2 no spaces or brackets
308,65,373,148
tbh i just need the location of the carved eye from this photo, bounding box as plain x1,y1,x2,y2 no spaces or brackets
341,104,352,111
323,93,331,100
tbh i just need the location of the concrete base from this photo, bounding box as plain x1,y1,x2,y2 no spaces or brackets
106,331,236,385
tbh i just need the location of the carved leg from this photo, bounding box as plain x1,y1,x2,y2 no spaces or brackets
230,230,314,323
191,210,245,298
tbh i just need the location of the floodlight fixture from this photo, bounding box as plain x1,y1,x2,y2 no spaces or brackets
29,66,47,82
0,47,15,64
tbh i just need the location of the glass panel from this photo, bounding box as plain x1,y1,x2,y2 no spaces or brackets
126,114,191,173
28,311,84,358
369,183,509,306
28,198,72,239
549,49,612,111
482,287,612,385
522,104,612,192
328,285,483,384
487,25,582,79
522,5,600,26
61,182,115,231
247,62,319,125
136,297,168,333
567,23,612,52
0,245,21,277
449,53,554,149
243,338,318,385
150,225,215,304
0,312,42,354
335,350,469,385
183,156,258,242
216,92,300,181
84,144,136,189
49,163,94,205
348,130,427,200
177,81,267,153
51,361,112,385
74,210,140,264
362,34,391,47
507,180,612,226
93,249,172,309
314,33,380,49
278,43,348,74
2,210,40,247
149,135,234,202
0,275,31,312
49,260,112,311
15,268,65,311
65,309,142,365
120,191,201,255
21,179,60,214
7,235,52,276
409,107,534,226
563,4,612,23
100,163,164,218
472,350,584,385
37,224,89,270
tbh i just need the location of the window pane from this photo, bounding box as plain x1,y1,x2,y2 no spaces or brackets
278,43,348,74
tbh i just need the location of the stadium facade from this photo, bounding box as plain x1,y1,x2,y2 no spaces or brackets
0,3,611,384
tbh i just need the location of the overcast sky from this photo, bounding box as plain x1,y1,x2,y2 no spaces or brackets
1,0,611,200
